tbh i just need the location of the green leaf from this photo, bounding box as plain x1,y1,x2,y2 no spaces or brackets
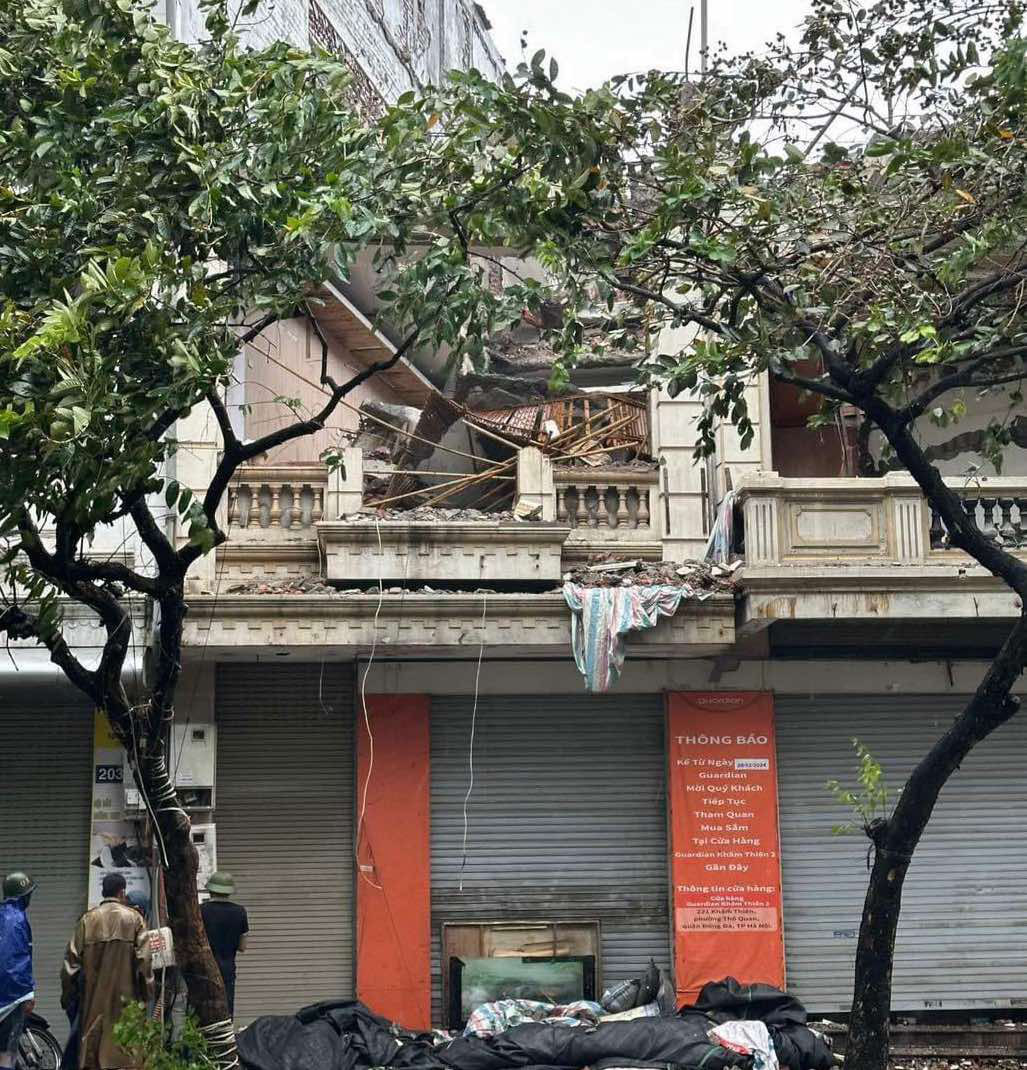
71,406,90,435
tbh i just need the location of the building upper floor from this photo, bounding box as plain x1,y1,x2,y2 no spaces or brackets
160,0,503,113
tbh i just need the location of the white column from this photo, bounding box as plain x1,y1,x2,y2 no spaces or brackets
170,399,223,595
515,447,556,522
326,446,364,519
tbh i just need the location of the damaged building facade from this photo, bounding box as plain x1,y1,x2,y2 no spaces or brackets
12,287,1027,1036
3,9,1027,1039
169,307,1027,1031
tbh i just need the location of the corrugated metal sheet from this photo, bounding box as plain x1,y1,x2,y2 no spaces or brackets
776,694,1027,1013
430,694,670,1025
0,694,91,1037
215,664,355,1024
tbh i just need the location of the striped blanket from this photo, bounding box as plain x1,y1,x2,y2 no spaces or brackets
563,583,687,692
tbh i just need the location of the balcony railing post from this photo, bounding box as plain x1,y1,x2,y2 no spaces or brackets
743,492,780,565
882,474,928,562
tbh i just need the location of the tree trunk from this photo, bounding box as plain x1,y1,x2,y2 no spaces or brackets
135,739,237,1067
846,840,911,1070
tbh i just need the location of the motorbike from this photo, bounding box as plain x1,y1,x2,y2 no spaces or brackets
15,1011,62,1070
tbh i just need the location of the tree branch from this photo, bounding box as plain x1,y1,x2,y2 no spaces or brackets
131,498,180,576
17,525,134,698
205,389,242,453
0,604,99,699
771,366,857,406
902,346,1027,423
602,273,727,335
946,266,1027,324
865,397,1027,594
238,312,281,345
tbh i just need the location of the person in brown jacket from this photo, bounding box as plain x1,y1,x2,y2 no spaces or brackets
60,873,153,1070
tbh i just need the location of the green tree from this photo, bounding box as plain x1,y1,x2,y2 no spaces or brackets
421,3,1027,1066
0,0,602,1057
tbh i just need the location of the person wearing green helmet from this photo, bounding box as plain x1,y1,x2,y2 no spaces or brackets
200,872,248,1018
0,872,36,1070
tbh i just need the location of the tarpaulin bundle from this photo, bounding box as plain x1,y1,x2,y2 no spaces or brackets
439,1016,749,1070
238,1001,748,1070
237,1000,439,1070
237,980,836,1070
687,978,807,1028
682,979,835,1070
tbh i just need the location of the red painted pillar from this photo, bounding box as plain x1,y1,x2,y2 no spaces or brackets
355,694,432,1028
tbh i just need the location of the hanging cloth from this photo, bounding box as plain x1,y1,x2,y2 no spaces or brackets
563,583,687,692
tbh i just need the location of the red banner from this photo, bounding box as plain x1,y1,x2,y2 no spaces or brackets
667,692,785,1004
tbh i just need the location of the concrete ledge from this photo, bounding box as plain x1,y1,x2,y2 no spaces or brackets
561,536,664,565
318,521,572,584
739,563,1023,632
217,541,319,584
182,590,736,656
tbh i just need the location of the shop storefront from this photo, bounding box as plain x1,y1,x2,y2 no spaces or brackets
429,694,672,1028
776,693,1027,1013
0,687,93,1033
214,663,356,1024
11,666,1027,1034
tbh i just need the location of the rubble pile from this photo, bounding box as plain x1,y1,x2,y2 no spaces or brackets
891,1061,1027,1070
225,577,510,596
565,556,741,590
225,577,335,595
557,456,658,471
342,506,520,522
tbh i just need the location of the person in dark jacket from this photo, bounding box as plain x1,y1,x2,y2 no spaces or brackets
200,872,248,1018
0,873,36,1070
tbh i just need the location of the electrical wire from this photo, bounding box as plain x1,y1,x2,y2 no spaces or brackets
355,518,385,890
458,592,487,893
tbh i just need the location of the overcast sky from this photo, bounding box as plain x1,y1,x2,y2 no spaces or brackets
481,1,810,92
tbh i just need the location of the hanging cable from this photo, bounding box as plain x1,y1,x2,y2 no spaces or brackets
459,592,487,893
355,518,385,890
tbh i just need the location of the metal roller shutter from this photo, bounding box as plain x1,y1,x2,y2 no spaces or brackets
430,694,670,1025
0,692,91,1037
776,694,1027,1013
215,663,355,1024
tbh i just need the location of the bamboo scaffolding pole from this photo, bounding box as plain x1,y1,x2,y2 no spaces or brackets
364,467,493,478
419,457,519,508
474,479,516,511
555,413,638,459
368,458,516,509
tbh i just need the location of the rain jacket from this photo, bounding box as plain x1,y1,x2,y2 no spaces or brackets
60,899,153,1070
0,898,34,1012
